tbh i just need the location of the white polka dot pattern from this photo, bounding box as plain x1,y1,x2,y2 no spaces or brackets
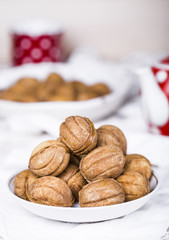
156,70,167,83
40,38,52,50
11,33,63,65
31,48,42,60
20,38,32,50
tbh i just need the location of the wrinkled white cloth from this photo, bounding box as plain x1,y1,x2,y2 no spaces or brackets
0,98,169,240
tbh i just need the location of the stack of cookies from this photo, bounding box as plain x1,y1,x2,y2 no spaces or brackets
14,116,152,207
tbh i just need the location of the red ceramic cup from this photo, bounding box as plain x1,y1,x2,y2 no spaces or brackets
11,20,64,66
138,55,169,136
150,58,169,136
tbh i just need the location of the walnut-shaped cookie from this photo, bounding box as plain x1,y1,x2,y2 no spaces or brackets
80,145,125,182
36,82,51,101
117,171,150,201
0,90,37,102
55,82,76,101
60,116,97,156
45,73,64,84
16,78,39,91
0,89,15,101
68,171,87,201
124,154,152,179
58,164,87,200
97,128,122,151
45,73,65,94
79,178,125,207
29,140,70,177
70,81,88,94
28,176,74,207
26,171,39,201
14,169,38,200
97,125,127,155
3,79,38,102
89,83,111,96
59,164,79,183
7,84,26,97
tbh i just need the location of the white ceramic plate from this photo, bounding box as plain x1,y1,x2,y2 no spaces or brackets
8,171,159,223
0,62,133,122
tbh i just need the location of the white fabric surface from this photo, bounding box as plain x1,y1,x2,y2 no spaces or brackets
0,51,169,240
0,98,169,240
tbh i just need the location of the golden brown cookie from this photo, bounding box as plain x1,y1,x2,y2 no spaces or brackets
26,171,39,200
117,171,150,201
60,116,97,156
35,82,52,101
77,90,99,101
45,73,65,86
80,145,125,182
124,154,152,179
59,164,79,183
55,82,76,101
97,125,127,155
0,90,21,101
16,78,39,90
70,81,88,94
27,176,74,207
29,140,70,177
68,171,87,200
79,178,125,207
88,83,111,96
14,170,30,200
14,169,38,200
44,73,65,95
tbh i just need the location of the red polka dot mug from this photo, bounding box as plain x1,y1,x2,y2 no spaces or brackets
137,56,169,136
11,20,64,66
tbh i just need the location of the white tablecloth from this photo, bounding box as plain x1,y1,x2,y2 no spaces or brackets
1,50,169,240
0,97,169,240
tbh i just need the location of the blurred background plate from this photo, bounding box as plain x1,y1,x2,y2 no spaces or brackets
0,61,134,123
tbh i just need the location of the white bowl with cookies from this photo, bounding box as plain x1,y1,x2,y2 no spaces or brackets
8,115,159,222
0,62,133,122
8,172,158,223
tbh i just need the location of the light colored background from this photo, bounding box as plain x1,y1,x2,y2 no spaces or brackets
1,0,169,64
